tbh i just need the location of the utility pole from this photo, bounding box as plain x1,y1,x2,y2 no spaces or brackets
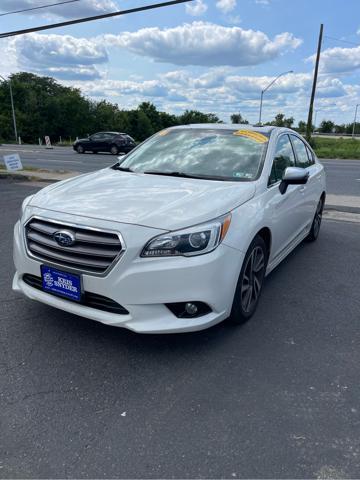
352,104,359,138
306,23,323,142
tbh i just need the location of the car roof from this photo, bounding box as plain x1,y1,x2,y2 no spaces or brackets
167,123,280,134
96,131,127,135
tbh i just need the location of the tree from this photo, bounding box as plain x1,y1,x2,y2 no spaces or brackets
319,120,335,133
298,121,307,133
138,102,163,132
179,110,220,125
230,113,249,124
0,72,221,143
270,113,294,128
128,109,154,142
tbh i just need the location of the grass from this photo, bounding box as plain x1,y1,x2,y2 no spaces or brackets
312,137,360,159
0,164,40,172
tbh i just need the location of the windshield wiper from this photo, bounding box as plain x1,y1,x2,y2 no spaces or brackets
112,164,133,172
143,171,226,181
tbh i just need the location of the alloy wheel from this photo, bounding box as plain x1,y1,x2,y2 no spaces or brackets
313,199,323,238
241,246,265,313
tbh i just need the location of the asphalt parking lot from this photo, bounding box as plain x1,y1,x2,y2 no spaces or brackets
1,144,360,196
1,179,359,478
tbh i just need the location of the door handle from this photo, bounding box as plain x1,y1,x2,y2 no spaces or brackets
299,186,306,193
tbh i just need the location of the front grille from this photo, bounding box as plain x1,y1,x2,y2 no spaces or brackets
25,217,123,275
23,274,129,315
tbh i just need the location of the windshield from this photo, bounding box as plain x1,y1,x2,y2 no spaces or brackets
118,128,269,181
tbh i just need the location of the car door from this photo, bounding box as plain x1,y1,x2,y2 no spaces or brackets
88,133,104,151
265,134,307,261
290,135,320,229
102,133,115,152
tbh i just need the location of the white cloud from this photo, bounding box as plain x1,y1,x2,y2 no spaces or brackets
78,79,170,98
13,33,107,79
103,22,302,67
307,45,360,73
216,0,236,13
255,0,270,5
226,14,241,25
186,0,207,16
0,0,118,19
60,66,358,124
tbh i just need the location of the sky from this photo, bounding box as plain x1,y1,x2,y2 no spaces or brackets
0,0,360,125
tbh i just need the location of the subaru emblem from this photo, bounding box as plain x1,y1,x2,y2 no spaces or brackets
53,230,76,247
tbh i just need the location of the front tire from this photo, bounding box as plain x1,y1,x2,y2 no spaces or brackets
76,144,85,154
229,235,267,325
306,196,324,242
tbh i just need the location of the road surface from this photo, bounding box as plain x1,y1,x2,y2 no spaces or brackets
0,144,359,196
0,178,359,478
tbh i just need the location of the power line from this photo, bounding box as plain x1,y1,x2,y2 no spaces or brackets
324,35,360,48
0,0,193,38
0,0,81,17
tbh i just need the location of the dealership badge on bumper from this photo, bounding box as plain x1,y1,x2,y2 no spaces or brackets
41,265,81,302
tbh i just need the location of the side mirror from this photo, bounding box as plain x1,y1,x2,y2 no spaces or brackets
279,167,309,195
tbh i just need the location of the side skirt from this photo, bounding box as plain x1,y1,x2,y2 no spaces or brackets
265,226,310,276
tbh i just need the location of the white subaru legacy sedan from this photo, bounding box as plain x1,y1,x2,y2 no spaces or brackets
13,125,326,333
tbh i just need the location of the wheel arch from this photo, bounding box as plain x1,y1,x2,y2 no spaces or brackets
255,227,272,259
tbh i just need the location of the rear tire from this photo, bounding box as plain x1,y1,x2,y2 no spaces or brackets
110,145,119,155
306,196,324,242
228,235,268,325
76,144,85,154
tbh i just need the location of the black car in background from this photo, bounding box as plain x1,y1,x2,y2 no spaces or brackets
73,132,136,155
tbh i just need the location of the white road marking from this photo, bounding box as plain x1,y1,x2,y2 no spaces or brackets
34,158,82,164
323,210,360,224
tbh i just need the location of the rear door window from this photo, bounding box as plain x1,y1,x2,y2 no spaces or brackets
291,135,312,168
269,135,296,185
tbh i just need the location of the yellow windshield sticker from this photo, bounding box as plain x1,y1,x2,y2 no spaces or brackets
158,129,169,136
233,130,268,143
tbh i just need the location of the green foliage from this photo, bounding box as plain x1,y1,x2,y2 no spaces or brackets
312,137,360,159
319,120,335,133
269,113,294,128
0,72,219,143
230,113,249,124
178,110,220,125
298,121,307,133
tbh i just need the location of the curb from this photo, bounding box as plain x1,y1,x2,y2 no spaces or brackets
0,173,57,183
325,205,360,215
0,170,77,183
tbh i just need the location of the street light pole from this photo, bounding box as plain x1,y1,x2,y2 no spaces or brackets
352,104,360,138
258,70,294,125
314,109,319,131
0,74,18,141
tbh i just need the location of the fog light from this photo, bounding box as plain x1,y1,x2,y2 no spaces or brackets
165,302,212,318
185,302,198,315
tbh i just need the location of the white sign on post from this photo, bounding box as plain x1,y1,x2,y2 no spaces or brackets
45,136,53,149
3,153,23,171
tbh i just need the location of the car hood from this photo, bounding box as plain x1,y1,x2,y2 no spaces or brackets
75,137,89,143
30,168,256,230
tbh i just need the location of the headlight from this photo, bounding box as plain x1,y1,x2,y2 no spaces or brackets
20,195,34,218
141,214,231,257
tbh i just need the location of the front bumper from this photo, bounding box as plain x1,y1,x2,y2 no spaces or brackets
13,211,244,333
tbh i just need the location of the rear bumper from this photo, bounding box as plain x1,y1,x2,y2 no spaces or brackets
13,218,244,333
